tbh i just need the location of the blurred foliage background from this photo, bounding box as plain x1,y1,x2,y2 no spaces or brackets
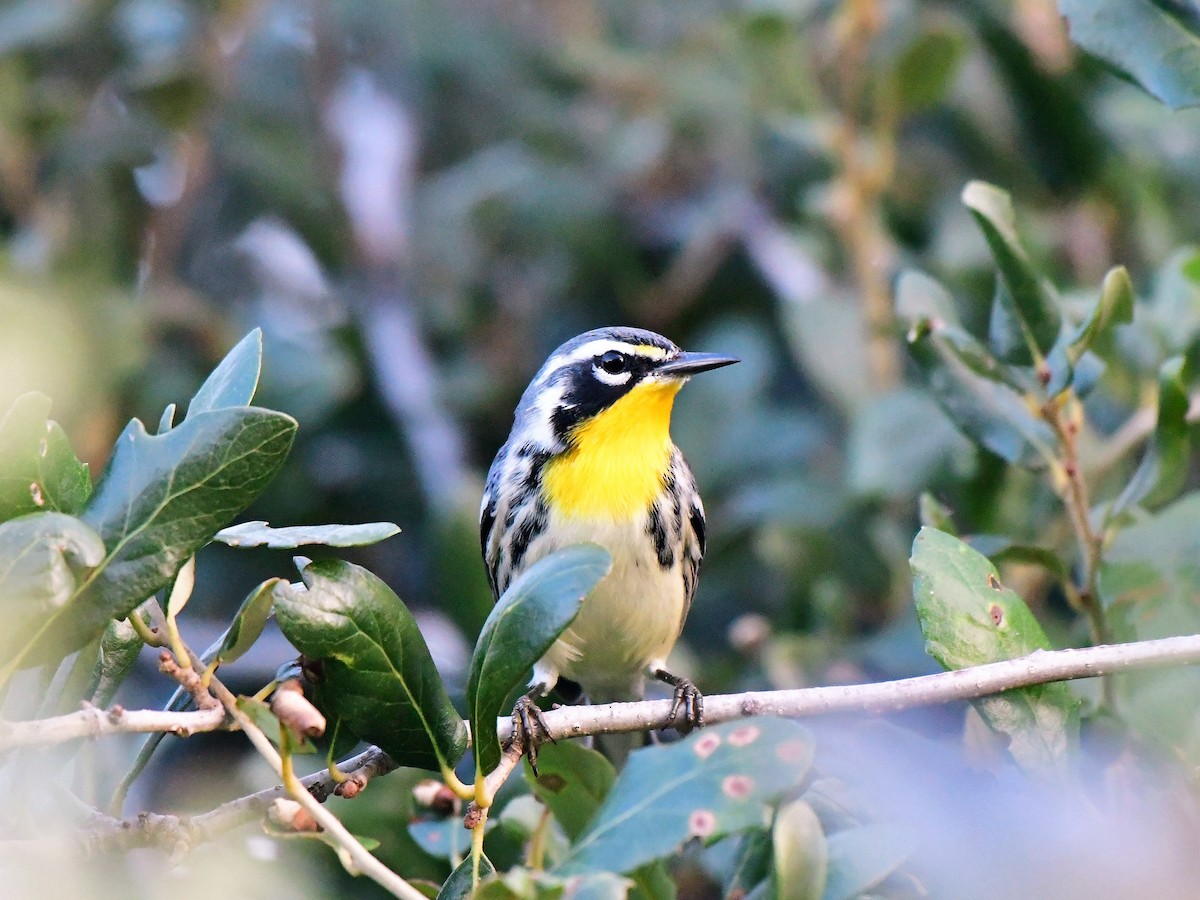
7,0,1200,896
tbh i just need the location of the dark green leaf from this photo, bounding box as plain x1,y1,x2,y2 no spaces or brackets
0,512,105,671
468,544,612,776
439,853,495,900
962,181,1062,361
14,407,297,669
725,830,772,900
86,618,143,707
186,328,263,419
822,824,912,900
274,558,468,774
1109,354,1192,520
526,741,616,841
0,392,91,522
1060,0,1200,110
891,26,967,113
910,527,1079,773
216,578,281,665
214,520,401,549
907,320,1055,468
772,799,827,900
557,718,814,876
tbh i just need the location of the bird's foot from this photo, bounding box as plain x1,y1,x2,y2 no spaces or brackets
654,669,705,734
510,693,555,775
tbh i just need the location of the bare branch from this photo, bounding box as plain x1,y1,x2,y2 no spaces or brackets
0,704,226,751
498,633,1200,743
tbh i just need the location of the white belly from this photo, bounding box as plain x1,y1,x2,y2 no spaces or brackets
525,508,686,697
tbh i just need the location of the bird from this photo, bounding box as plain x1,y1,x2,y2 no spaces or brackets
479,326,738,762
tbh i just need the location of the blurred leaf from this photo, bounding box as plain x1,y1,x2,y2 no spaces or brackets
627,862,675,900
895,270,960,326
771,799,827,900
410,816,494,861
216,577,282,665
439,851,495,899
1060,0,1200,110
274,558,468,773
918,493,957,534
962,181,1062,362
214,520,401,549
0,0,85,53
965,535,1069,579
891,26,967,114
911,527,1079,773
0,512,105,670
725,830,772,900
848,387,973,498
906,320,1055,468
185,328,263,419
1101,492,1200,759
557,718,814,876
1109,354,1192,520
1045,266,1134,395
821,824,912,900
526,741,616,841
85,617,142,708
0,392,91,523
468,544,611,777
157,403,176,434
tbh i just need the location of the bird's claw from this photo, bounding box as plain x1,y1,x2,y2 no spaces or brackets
663,675,704,734
511,694,555,775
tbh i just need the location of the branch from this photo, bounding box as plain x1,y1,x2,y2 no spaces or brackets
0,704,226,751
498,634,1200,743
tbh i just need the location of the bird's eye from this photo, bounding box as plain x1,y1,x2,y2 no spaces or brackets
598,351,627,374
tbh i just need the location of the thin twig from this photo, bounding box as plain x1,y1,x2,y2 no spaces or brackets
0,704,226,751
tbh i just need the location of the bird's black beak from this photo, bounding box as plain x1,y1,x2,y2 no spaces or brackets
656,351,740,376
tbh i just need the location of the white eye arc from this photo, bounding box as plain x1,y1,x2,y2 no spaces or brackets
592,364,632,386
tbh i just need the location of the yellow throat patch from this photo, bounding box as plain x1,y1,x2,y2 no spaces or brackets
542,378,681,520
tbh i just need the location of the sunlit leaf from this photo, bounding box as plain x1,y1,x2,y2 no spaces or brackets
216,577,282,665
468,544,611,777
911,527,1079,773
214,520,401,549
557,718,814,875
274,558,468,773
185,328,263,419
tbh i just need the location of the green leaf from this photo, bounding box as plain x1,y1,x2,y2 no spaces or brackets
821,824,912,900
910,527,1079,773
274,558,468,773
906,320,1055,468
964,535,1068,580
1045,266,1134,396
216,578,281,666
439,853,495,900
165,555,196,619
526,741,616,841
557,718,815,876
891,26,967,114
918,493,957,534
961,181,1061,363
186,328,263,419
214,520,401,549
158,403,176,434
1060,0,1200,110
85,617,143,708
725,830,772,900
1108,354,1192,520
627,861,676,900
771,799,827,900
0,392,91,522
474,868,630,900
0,512,105,668
10,406,297,670
468,544,612,777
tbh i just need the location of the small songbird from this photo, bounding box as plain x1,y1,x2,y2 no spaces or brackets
479,327,737,758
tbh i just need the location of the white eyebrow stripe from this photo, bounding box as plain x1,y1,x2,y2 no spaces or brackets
534,339,671,384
